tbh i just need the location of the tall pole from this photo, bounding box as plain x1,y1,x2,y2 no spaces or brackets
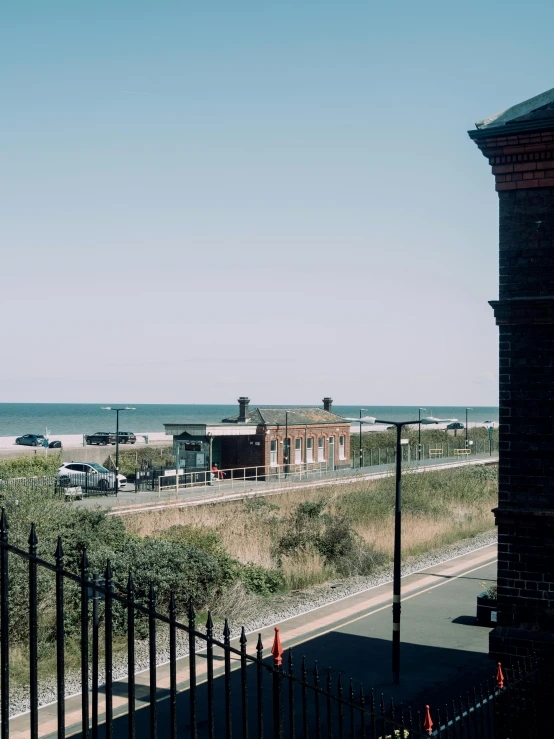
102,406,135,496
115,410,120,497
465,407,472,448
374,416,437,685
418,408,426,461
359,409,367,469
392,423,402,685
284,411,289,474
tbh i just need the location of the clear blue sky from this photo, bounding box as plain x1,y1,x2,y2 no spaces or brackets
2,1,553,405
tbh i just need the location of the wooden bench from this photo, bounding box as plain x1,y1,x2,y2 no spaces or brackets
429,448,443,458
454,448,472,457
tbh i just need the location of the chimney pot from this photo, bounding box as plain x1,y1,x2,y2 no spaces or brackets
238,397,250,421
323,397,333,412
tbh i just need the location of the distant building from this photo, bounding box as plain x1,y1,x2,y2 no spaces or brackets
164,397,351,475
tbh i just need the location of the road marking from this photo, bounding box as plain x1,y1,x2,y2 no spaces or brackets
11,544,497,738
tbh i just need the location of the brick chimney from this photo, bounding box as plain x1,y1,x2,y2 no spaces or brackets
323,397,333,412
238,397,250,422
469,88,554,667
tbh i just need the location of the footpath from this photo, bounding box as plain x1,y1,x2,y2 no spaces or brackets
9,543,498,738
74,452,499,516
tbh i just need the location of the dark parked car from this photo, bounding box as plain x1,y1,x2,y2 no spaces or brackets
48,440,62,449
15,434,47,447
117,431,136,444
446,422,465,430
85,431,116,446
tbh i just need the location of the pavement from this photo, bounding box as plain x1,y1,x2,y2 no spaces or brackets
9,543,497,738
73,451,499,515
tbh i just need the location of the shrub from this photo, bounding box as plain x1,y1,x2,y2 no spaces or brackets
240,564,284,596
275,500,384,578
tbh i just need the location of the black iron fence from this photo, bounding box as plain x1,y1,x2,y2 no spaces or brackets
0,472,120,499
0,509,541,738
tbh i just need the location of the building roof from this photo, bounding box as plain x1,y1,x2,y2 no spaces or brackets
474,87,554,132
221,407,349,426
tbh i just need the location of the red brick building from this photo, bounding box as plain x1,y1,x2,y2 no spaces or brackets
164,397,351,475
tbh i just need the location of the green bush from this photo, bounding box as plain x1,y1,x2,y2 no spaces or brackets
103,446,175,476
275,499,384,577
0,453,63,480
240,564,284,596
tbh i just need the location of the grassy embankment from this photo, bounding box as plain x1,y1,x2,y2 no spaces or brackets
125,463,498,590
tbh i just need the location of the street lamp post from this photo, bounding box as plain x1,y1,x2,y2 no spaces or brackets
359,409,367,468
284,411,289,475
418,408,426,461
465,407,473,448
102,407,136,495
373,415,438,686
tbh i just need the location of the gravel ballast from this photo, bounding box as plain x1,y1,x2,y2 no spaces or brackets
9,530,497,718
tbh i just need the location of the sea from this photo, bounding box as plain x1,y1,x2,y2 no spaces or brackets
0,404,499,437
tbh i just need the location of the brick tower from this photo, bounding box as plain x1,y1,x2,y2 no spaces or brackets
469,89,554,663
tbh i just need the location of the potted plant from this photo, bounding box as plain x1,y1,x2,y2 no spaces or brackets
476,582,498,626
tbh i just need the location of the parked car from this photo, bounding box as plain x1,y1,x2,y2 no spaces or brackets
446,422,465,430
15,434,48,447
85,431,116,446
56,462,126,492
117,431,136,444
48,440,62,449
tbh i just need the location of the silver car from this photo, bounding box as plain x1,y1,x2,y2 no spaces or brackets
56,462,126,493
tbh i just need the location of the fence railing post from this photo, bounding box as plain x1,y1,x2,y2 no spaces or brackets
128,572,136,739
80,547,90,739
29,523,39,739
55,536,66,739
271,627,284,739
104,560,114,739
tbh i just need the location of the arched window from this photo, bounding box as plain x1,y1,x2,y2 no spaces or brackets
306,437,314,463
318,436,325,462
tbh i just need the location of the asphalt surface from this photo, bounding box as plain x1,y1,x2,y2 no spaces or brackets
21,545,496,739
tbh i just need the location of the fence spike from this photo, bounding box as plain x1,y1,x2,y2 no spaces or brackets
28,522,38,549
149,582,156,606
223,617,230,642
127,569,134,596
257,633,264,656
80,545,88,573
206,610,213,635
55,535,64,562
169,590,176,619
496,662,504,689
271,626,284,666
188,596,195,623
423,704,433,734
240,625,247,647
0,507,8,538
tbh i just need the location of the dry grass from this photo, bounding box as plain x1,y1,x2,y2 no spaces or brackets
123,465,497,583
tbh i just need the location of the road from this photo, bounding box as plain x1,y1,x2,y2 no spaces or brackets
10,543,497,738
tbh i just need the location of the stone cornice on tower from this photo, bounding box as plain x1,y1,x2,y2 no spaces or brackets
469,89,554,192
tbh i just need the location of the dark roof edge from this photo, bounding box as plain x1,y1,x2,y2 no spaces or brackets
468,118,554,140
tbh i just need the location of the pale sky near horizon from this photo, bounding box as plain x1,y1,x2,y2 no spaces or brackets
2,1,553,406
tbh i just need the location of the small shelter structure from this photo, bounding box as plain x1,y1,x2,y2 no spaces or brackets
164,397,351,477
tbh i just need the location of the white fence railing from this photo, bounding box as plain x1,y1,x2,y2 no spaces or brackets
157,462,330,496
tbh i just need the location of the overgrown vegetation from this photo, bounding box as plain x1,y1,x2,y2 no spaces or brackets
103,445,175,476
0,452,62,480
350,425,499,458
127,463,498,589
